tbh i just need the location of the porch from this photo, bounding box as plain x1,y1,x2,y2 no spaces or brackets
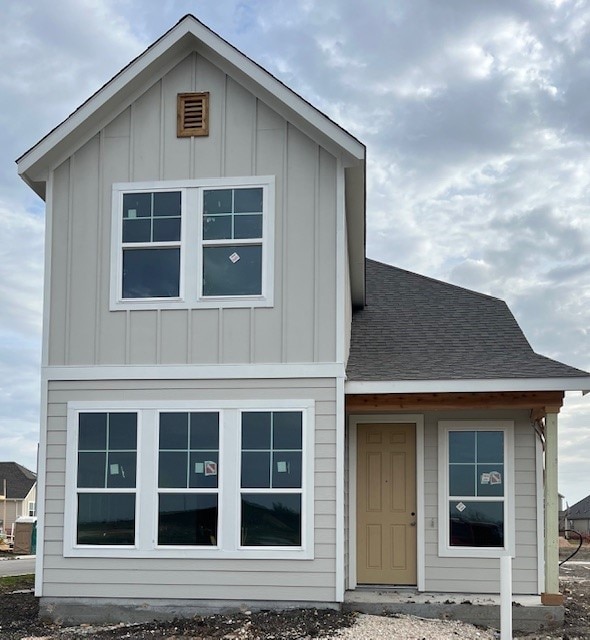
343,587,563,633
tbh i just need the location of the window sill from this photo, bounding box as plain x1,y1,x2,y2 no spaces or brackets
110,295,273,311
438,545,514,559
65,546,313,560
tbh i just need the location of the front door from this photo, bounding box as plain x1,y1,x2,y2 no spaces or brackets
357,422,417,585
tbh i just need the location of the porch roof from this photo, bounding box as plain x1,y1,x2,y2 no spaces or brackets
346,259,590,391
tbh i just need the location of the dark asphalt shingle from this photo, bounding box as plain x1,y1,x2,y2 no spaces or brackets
568,494,590,520
0,462,36,500
347,259,590,382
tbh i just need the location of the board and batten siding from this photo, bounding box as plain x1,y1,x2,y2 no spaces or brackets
422,409,539,595
42,378,338,602
47,52,339,369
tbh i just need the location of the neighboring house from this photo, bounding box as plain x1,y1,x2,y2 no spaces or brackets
16,15,590,625
558,493,567,534
0,462,37,539
566,495,590,535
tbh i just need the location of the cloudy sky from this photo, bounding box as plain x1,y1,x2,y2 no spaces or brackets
1,0,589,505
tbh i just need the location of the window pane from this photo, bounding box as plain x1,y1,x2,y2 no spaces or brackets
241,451,270,488
242,412,271,449
160,413,189,449
189,413,219,449
477,464,504,497
153,217,181,242
202,245,262,296
79,413,107,450
273,412,302,449
77,493,135,545
158,493,218,546
106,451,136,488
272,451,302,488
234,214,263,239
159,451,188,488
189,452,219,488
204,189,232,214
477,432,503,463
203,214,232,240
234,188,263,213
78,452,106,488
241,494,301,546
108,413,137,450
153,191,181,217
449,464,475,496
450,501,504,547
123,218,150,243
449,431,475,463
122,248,180,298
123,192,151,218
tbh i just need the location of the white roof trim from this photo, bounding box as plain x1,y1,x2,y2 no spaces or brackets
18,15,364,183
345,378,590,394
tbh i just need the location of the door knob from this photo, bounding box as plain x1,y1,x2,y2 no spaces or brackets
410,520,416,527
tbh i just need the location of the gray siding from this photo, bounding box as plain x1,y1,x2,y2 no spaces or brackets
42,378,338,602
47,52,338,368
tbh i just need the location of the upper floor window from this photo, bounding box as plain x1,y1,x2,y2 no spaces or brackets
110,177,274,311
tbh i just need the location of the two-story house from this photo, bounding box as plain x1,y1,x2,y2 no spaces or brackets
17,15,590,630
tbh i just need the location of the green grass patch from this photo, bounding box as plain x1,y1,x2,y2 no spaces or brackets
0,574,34,595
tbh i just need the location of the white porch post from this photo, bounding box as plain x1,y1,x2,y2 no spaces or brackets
542,411,562,605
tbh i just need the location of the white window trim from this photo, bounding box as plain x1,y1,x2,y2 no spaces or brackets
110,176,275,311
64,399,314,559
438,420,515,558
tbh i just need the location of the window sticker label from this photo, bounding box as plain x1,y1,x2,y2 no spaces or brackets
204,461,217,476
277,460,289,473
229,252,240,263
490,471,502,485
480,472,490,484
194,462,204,474
456,502,466,512
109,463,120,475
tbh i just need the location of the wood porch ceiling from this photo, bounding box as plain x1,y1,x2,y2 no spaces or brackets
345,391,564,414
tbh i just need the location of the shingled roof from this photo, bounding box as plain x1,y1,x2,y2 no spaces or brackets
568,494,590,520
347,259,590,383
0,462,36,500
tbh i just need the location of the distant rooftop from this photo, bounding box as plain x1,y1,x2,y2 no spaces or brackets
0,462,36,500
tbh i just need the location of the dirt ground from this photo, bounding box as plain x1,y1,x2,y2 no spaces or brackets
1,545,589,639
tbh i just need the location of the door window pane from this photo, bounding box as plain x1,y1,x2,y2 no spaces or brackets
241,494,301,546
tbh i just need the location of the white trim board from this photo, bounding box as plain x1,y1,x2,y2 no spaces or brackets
44,363,344,381
347,414,425,592
345,378,590,394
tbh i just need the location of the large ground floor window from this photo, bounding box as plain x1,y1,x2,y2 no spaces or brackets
65,400,314,559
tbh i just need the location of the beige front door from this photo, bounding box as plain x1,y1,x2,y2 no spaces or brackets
357,422,417,585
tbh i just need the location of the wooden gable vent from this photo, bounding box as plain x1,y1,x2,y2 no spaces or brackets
177,92,209,137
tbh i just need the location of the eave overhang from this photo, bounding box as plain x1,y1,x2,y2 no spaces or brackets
345,377,590,395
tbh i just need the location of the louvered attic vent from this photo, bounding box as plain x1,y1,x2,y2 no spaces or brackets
177,92,209,137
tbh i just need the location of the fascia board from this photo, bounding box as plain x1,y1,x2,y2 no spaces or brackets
345,377,590,394
18,16,365,186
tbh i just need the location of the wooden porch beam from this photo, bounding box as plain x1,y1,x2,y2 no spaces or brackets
346,391,564,413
